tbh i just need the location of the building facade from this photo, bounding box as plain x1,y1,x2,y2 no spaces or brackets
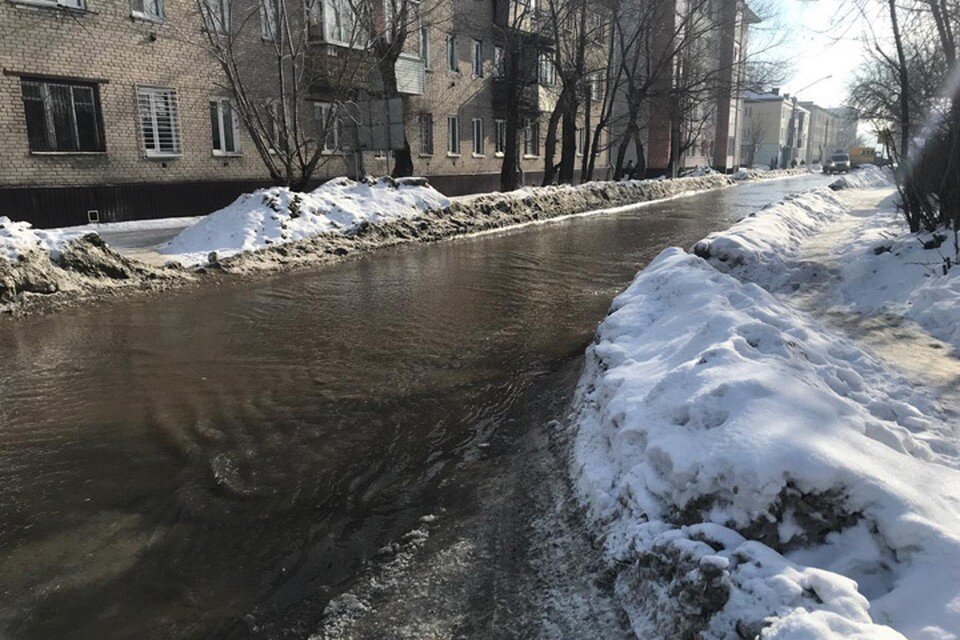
740,90,811,169
799,101,842,164
0,0,609,227
610,0,757,176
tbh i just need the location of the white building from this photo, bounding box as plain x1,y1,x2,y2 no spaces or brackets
740,90,810,169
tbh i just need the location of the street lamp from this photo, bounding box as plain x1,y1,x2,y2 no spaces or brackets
785,74,832,167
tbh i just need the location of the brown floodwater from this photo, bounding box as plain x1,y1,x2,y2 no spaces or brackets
0,175,831,640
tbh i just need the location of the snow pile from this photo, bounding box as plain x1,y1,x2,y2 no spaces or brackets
162,177,451,266
829,165,892,190
681,166,718,177
0,216,88,262
836,206,960,348
572,247,960,639
692,189,848,288
732,167,814,181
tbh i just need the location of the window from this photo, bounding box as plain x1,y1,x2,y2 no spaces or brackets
591,13,604,42
210,98,240,155
419,113,433,155
420,25,430,68
495,119,506,155
137,87,181,157
523,118,539,156
471,39,483,77
260,0,278,40
20,78,104,153
317,0,362,46
589,73,602,101
265,98,288,153
471,118,484,155
575,127,583,156
30,0,84,9
493,46,505,78
202,0,230,33
447,115,460,155
538,53,555,86
446,34,457,72
131,0,163,21
313,102,341,153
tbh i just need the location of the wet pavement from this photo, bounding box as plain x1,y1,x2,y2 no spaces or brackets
0,175,832,640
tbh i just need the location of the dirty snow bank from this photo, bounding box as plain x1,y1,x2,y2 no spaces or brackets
572,247,960,639
733,166,817,181
835,204,960,349
167,174,733,271
0,216,180,309
1,216,88,262
829,165,892,190
162,177,451,266
692,189,848,289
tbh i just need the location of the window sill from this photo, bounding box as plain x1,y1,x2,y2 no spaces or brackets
523,154,539,159
145,153,181,160
212,151,242,157
130,10,163,23
6,0,93,14
446,152,461,158
419,153,433,158
30,150,106,156
494,152,504,158
472,153,485,158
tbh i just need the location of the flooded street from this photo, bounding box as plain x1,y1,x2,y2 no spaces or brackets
0,176,831,640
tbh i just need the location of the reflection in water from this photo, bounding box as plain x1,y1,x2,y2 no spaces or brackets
0,176,831,639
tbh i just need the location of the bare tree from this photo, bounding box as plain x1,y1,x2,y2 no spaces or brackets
185,0,431,189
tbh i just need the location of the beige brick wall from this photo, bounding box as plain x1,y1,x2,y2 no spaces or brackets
0,0,608,191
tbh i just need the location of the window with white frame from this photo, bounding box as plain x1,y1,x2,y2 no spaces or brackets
131,0,163,21
313,101,341,153
32,0,84,10
260,0,279,40
523,118,539,156
21,78,104,152
589,73,602,101
210,97,240,155
202,0,230,33
317,0,363,46
447,115,460,154
493,46,505,77
575,127,583,156
538,53,555,86
471,118,484,155
494,119,506,155
471,39,483,77
420,25,430,67
137,87,181,157
419,113,433,155
446,34,457,72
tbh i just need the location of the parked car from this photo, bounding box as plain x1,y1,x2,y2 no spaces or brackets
823,153,852,174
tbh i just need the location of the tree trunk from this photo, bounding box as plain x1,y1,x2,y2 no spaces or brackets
543,95,565,186
500,111,522,191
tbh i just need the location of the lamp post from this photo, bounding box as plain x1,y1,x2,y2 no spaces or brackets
785,74,832,167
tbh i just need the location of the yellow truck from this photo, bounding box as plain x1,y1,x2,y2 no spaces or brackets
849,147,877,167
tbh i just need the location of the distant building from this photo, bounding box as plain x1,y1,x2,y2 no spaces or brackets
799,102,843,164
610,0,759,176
740,89,816,169
827,106,859,151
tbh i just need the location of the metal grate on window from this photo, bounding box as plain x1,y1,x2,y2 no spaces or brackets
137,87,182,157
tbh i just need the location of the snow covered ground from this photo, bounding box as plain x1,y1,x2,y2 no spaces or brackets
571,177,960,639
733,166,821,181
829,165,893,190
160,177,451,266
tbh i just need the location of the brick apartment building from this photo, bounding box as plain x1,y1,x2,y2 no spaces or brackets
611,0,757,176
0,0,609,227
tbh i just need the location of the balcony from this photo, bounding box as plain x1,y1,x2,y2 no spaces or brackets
492,79,547,114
